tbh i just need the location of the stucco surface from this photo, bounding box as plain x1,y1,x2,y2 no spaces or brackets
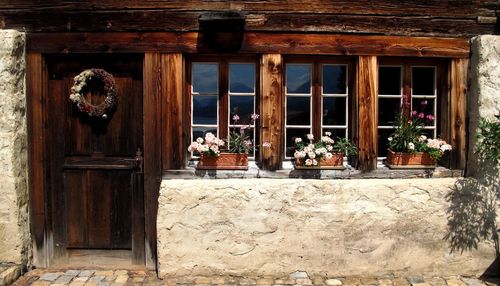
157,178,497,278
0,30,28,265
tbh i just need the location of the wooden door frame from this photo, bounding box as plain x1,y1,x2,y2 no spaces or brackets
27,52,160,269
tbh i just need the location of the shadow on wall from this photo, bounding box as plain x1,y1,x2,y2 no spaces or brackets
444,161,500,277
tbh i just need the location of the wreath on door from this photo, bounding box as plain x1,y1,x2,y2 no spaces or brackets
69,68,117,119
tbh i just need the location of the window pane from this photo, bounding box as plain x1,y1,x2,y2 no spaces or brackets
412,98,435,126
378,128,394,157
379,67,401,95
323,65,347,94
230,96,254,124
229,63,255,93
323,97,346,125
412,67,435,95
193,127,218,142
286,128,310,157
287,96,311,125
378,98,401,126
192,63,218,94
322,128,347,141
193,95,217,125
286,64,311,94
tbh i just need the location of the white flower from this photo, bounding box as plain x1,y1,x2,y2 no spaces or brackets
196,137,204,144
69,93,81,102
408,142,415,150
295,137,302,143
325,131,332,136
306,134,314,141
325,152,333,159
188,142,199,153
312,159,318,166
326,145,333,151
299,151,307,158
418,135,427,142
294,151,302,159
305,159,313,166
308,152,316,159
388,137,393,142
440,144,452,152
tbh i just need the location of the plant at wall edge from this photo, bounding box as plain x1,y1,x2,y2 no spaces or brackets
293,132,358,166
475,111,500,165
388,101,452,160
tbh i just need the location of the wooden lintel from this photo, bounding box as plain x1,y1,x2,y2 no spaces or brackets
27,32,470,58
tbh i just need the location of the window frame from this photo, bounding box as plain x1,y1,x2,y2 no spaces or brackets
186,55,260,159
282,56,355,159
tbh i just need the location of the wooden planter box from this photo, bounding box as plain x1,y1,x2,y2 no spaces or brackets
294,153,345,170
385,149,436,169
197,153,249,170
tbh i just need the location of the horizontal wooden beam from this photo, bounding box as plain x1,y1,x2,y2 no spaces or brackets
27,32,470,58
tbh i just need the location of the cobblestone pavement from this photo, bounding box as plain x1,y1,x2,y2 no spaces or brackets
11,269,500,286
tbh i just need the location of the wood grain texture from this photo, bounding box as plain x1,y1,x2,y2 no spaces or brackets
162,53,184,170
260,54,282,170
26,32,470,58
449,58,468,170
26,52,47,267
357,56,378,171
143,52,162,269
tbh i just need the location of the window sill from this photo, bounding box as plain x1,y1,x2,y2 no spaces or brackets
162,161,463,180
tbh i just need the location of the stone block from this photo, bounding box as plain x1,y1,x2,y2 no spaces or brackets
325,279,343,286
0,265,21,286
40,272,62,282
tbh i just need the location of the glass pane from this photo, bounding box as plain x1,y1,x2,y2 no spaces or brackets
322,128,347,141
193,127,218,142
412,98,435,126
379,66,401,95
286,96,311,125
378,98,401,126
230,96,255,124
286,64,311,94
378,128,394,157
193,95,217,125
322,97,346,125
323,65,347,94
229,63,255,93
192,63,218,94
286,128,310,158
412,67,435,95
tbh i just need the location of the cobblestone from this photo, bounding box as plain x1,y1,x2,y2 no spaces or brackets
10,269,498,286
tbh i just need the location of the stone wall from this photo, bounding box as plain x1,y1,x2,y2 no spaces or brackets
157,178,497,278
0,30,29,266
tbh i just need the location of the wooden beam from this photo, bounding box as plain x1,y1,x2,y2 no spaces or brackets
357,56,378,171
143,52,162,269
260,54,283,170
26,32,470,58
26,52,47,267
162,53,184,170
449,58,468,170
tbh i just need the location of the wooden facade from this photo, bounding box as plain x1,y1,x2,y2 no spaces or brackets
7,0,498,270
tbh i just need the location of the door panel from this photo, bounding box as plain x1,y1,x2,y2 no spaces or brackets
45,54,144,262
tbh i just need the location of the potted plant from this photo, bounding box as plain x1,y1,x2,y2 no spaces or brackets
386,104,452,168
293,132,358,170
188,113,260,170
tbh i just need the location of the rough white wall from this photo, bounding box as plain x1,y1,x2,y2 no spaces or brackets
0,30,28,266
157,178,497,278
467,35,500,175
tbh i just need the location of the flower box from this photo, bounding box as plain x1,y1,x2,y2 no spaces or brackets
294,153,345,170
385,149,436,169
197,153,249,170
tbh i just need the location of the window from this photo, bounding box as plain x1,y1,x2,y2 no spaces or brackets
189,58,258,158
377,61,439,157
284,59,351,158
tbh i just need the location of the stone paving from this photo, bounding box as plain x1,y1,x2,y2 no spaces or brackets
10,269,500,286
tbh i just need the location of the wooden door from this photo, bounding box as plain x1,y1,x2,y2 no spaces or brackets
45,54,144,265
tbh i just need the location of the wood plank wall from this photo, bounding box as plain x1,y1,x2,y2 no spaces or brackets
1,1,498,37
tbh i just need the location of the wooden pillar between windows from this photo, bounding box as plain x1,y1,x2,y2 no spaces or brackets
357,56,378,171
260,54,283,170
449,58,468,170
162,53,184,169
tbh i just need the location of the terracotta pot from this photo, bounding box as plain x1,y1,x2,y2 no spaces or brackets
294,153,344,170
386,149,436,168
197,153,249,170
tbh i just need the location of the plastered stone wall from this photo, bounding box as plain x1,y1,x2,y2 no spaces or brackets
0,30,29,266
158,178,497,278
467,35,500,176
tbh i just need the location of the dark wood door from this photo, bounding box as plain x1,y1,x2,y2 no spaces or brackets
45,54,144,264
